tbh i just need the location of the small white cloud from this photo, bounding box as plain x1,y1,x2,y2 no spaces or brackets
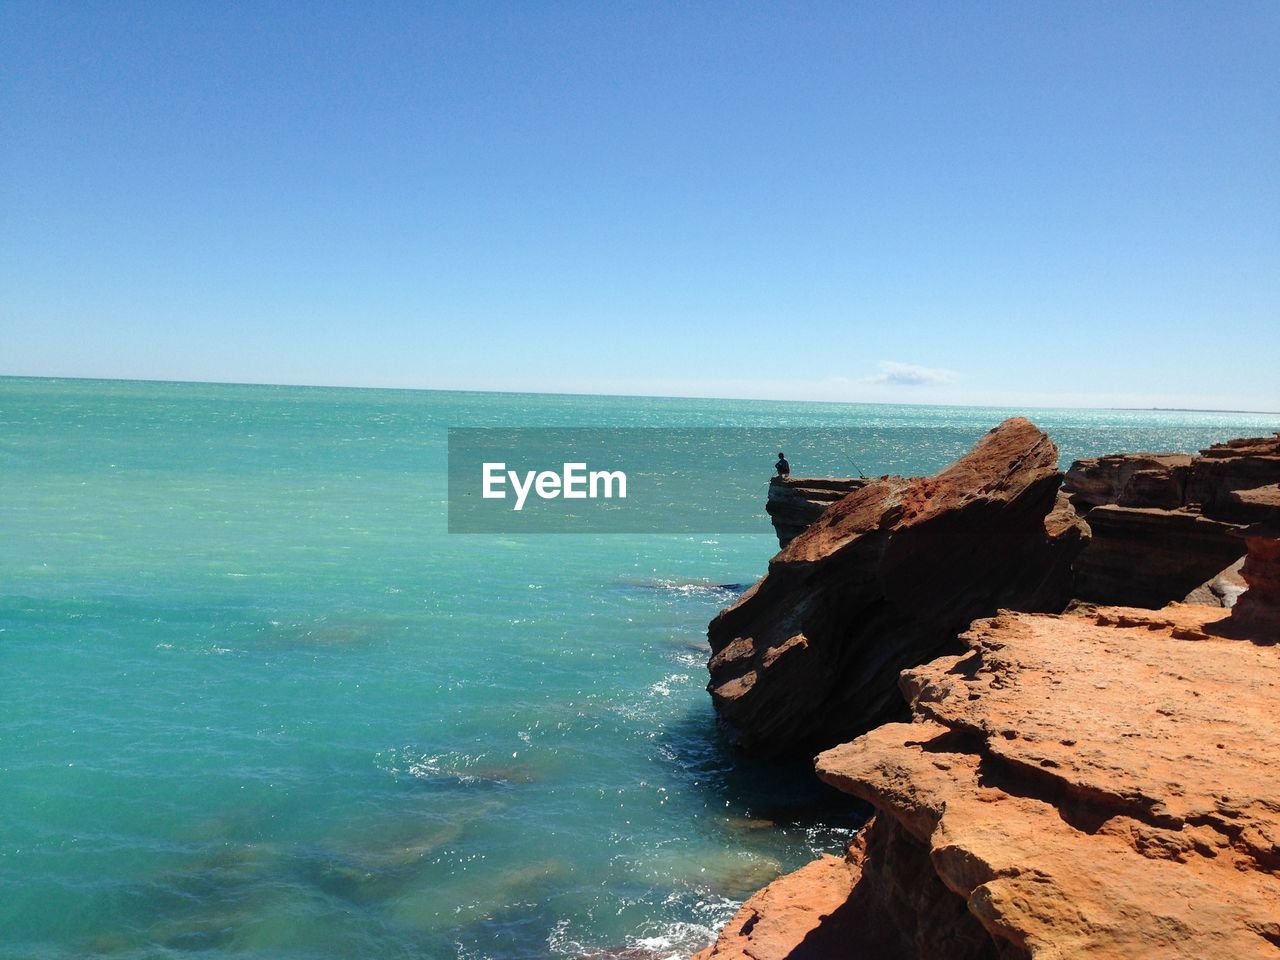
868,360,959,386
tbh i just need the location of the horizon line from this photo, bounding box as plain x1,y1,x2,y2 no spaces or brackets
2,373,1279,418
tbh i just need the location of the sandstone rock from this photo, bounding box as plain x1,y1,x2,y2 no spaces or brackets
1231,483,1280,523
1187,434,1280,521
691,822,999,960
695,598,1280,959
695,435,1280,959
1115,467,1187,509
1184,556,1247,607
707,418,1085,757
1072,505,1245,608
689,854,861,960
766,477,869,549
1234,525,1280,634
1063,436,1280,522
1063,453,1192,512
802,604,1280,960
1227,485,1280,634
1065,439,1280,609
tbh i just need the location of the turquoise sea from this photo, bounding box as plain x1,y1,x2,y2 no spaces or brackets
3,377,1276,960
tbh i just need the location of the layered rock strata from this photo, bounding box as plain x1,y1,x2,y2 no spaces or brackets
697,601,1280,960
1072,505,1245,608
1067,434,1280,608
1232,482,1280,523
707,418,1087,757
1235,524,1280,632
766,477,869,549
1062,452,1192,513
1229,484,1280,632
1187,436,1280,520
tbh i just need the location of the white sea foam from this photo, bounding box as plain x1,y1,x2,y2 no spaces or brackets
548,895,740,959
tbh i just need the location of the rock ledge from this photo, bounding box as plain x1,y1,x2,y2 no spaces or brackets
697,602,1280,959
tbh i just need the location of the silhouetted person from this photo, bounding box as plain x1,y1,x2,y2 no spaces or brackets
775,452,790,477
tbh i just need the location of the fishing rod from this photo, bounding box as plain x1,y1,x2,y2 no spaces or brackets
838,447,868,479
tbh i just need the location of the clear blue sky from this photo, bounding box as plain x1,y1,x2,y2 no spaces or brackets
2,2,1277,409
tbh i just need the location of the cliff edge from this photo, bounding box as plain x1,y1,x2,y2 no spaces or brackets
695,429,1280,960
698,599,1280,959
707,418,1087,756
766,476,868,549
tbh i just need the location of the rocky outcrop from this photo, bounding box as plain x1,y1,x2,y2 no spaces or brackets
1072,505,1245,607
1229,484,1280,633
706,419,1087,757
1063,453,1192,512
1231,482,1280,523
766,477,869,549
1187,435,1280,521
691,819,999,960
690,854,862,960
693,428,1280,960
1067,434,1280,608
1184,556,1247,607
1235,524,1280,633
697,600,1280,960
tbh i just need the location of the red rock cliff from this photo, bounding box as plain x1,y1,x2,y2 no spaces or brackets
697,599,1280,959
707,418,1087,757
695,429,1280,960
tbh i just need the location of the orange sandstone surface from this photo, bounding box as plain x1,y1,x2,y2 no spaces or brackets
695,602,1280,959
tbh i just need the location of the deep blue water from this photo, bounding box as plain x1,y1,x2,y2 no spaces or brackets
2,377,1275,959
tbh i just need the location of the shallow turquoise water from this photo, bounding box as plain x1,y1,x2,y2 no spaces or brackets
2,378,1276,959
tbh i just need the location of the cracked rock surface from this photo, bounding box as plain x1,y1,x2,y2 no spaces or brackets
698,603,1280,959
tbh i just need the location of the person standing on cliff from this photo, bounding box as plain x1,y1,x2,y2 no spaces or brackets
775,452,790,477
